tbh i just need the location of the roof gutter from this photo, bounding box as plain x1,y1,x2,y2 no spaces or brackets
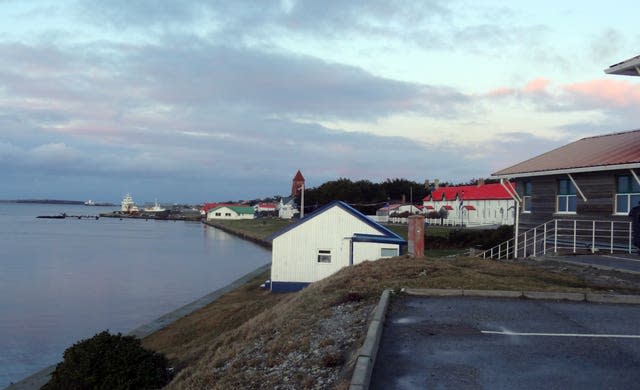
493,162,640,179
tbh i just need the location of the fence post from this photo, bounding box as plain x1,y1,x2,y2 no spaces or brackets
610,221,614,254
498,244,502,260
592,220,596,253
523,231,527,258
506,240,510,259
533,228,537,257
490,247,494,258
573,220,577,253
554,219,558,253
543,222,547,255
630,222,633,254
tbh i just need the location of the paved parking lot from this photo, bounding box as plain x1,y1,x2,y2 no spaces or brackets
371,296,640,389
548,254,640,274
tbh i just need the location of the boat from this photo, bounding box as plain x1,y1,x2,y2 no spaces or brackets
84,200,95,206
121,193,139,214
144,199,166,213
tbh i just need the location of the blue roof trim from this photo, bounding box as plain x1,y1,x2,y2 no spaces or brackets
352,233,406,245
265,200,405,242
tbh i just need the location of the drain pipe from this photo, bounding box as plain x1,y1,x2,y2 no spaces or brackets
501,179,521,259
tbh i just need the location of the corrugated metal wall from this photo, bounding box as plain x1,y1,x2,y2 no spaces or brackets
272,206,399,283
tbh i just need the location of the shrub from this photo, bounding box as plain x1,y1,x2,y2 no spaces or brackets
42,331,172,390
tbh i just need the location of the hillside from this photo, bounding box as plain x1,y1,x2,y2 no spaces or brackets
142,255,604,389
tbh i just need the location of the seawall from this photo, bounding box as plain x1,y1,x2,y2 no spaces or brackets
203,220,273,249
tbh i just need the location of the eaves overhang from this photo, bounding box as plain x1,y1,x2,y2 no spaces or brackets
492,162,640,179
605,55,640,76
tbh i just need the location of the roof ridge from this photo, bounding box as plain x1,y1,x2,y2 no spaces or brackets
579,128,640,141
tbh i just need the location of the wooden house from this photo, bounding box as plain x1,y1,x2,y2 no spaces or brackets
492,129,640,231
267,201,406,292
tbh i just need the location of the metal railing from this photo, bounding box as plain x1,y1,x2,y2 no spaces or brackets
478,219,636,260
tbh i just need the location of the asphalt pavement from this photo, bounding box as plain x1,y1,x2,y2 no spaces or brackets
545,254,640,274
371,295,640,390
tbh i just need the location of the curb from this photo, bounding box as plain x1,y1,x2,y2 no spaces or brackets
403,288,640,304
349,289,391,390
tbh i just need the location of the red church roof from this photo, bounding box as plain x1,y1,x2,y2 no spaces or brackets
293,170,305,181
424,182,515,202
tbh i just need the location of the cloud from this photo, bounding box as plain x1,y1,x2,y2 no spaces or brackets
562,79,640,110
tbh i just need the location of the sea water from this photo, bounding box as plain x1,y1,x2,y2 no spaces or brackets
0,203,270,388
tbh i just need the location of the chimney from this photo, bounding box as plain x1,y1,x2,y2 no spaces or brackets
477,178,485,187
424,179,430,189
402,194,406,204
407,215,425,258
434,179,440,189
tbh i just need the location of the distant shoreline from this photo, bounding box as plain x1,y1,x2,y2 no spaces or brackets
0,200,115,206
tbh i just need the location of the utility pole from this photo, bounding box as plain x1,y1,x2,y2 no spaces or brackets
300,183,305,219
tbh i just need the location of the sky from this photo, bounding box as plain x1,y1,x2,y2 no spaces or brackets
1,0,639,204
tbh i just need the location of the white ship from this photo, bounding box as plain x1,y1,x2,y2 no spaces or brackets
121,193,139,213
144,199,166,213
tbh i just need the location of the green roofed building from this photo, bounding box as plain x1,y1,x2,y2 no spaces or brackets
206,205,255,221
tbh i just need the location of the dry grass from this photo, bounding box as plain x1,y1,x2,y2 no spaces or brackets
209,218,293,241
143,255,601,389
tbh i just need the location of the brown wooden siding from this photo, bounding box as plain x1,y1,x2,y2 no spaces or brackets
516,170,632,231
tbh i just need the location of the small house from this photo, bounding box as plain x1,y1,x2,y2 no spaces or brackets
206,205,255,220
268,200,406,292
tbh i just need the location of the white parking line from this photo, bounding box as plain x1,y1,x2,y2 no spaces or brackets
482,330,640,339
602,255,640,263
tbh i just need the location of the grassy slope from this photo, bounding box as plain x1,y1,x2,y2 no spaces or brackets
144,217,601,389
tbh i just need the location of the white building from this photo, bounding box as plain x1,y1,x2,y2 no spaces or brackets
277,197,299,219
206,205,255,220
268,201,406,292
423,183,516,226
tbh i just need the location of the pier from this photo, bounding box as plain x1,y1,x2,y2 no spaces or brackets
36,213,99,220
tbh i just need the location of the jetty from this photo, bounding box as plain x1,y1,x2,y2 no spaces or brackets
37,213,99,220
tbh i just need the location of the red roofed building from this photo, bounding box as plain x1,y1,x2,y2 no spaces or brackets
291,170,305,197
423,182,516,226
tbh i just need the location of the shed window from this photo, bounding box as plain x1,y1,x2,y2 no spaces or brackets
557,179,577,213
522,181,532,213
317,249,332,263
381,247,398,258
615,175,640,214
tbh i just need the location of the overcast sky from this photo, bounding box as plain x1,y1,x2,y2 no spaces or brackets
1,1,639,203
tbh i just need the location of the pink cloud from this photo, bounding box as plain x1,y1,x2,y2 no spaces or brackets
485,87,514,97
522,78,550,94
562,79,640,108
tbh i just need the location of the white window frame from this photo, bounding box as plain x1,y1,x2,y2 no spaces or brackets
317,249,332,263
615,174,640,215
522,181,532,213
380,247,398,258
556,179,577,214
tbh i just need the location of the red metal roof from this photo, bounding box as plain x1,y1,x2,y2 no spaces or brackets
423,182,515,202
493,129,640,177
443,205,454,210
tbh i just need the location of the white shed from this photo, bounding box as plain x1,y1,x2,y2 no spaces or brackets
267,201,406,292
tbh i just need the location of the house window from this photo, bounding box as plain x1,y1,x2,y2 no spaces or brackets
522,181,532,213
215,212,221,216
317,249,332,263
615,175,640,214
225,213,231,217
557,179,577,213
381,248,398,258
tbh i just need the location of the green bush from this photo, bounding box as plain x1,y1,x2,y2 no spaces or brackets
42,331,172,390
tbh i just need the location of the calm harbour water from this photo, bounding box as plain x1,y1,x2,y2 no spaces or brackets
0,203,270,389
